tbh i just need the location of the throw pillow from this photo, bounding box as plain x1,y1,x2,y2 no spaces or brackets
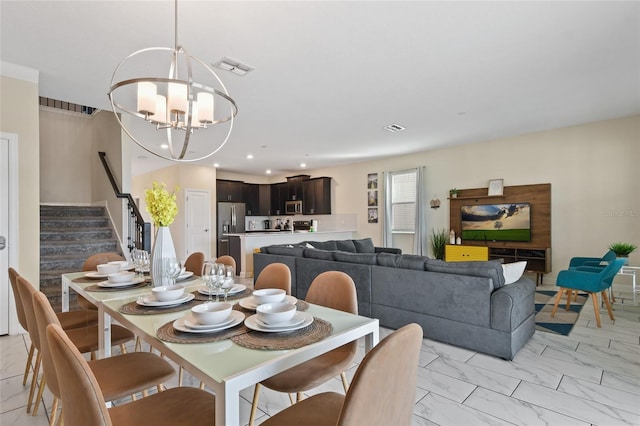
502,261,527,285
305,242,315,248
353,238,375,253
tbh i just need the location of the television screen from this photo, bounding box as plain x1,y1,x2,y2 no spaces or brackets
460,203,531,242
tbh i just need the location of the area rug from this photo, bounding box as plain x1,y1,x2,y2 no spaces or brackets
534,290,588,336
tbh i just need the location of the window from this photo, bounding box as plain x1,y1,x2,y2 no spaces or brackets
390,170,416,232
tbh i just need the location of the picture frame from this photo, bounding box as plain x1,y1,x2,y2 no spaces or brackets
368,208,378,223
368,190,378,207
367,173,378,189
488,179,504,196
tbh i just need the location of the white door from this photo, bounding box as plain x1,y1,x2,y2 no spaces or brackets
0,137,10,334
185,189,211,260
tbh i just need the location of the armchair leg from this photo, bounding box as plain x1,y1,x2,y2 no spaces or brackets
248,383,261,426
591,292,602,328
565,289,573,311
551,289,564,317
601,290,615,321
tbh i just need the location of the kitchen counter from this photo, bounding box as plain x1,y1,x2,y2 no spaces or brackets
225,230,355,277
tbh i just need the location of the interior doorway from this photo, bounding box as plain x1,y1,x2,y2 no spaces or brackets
0,133,18,335
185,189,211,260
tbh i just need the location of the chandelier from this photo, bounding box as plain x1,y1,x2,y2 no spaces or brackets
108,0,238,162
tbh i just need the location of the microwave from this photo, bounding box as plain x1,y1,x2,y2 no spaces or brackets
285,200,303,214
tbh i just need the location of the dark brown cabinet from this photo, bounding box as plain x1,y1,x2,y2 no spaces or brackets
270,182,287,216
303,177,331,215
258,184,272,216
216,180,243,202
243,184,259,216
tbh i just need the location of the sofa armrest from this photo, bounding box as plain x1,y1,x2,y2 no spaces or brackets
490,277,535,331
375,247,402,255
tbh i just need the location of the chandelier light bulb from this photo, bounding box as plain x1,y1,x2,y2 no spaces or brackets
154,95,168,125
137,82,157,116
197,92,214,124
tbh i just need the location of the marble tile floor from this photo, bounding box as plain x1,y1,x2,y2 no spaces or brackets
1,283,638,425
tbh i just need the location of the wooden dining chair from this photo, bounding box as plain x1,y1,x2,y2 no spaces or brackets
249,271,357,426
184,251,205,276
33,291,176,425
79,252,126,310
46,323,217,426
16,276,134,415
216,255,237,275
261,323,423,426
254,262,291,294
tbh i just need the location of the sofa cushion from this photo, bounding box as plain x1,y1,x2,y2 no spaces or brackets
333,251,378,265
425,259,506,289
377,252,400,268
266,246,305,257
397,254,429,271
303,248,335,261
353,238,375,253
308,240,338,251
336,240,357,253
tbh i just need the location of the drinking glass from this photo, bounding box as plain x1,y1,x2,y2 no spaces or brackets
201,261,216,302
163,257,182,286
222,265,235,302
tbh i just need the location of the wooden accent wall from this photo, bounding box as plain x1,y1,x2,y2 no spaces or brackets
449,183,551,249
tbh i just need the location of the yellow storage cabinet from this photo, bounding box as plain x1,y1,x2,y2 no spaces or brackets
445,245,488,262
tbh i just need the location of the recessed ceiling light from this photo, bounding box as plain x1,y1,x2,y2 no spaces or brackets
213,163,220,168
160,144,169,149
247,154,254,159
300,163,306,168
266,169,272,174
383,124,405,133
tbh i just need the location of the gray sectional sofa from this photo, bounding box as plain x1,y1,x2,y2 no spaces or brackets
253,238,535,359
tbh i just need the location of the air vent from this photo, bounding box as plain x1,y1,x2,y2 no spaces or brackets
384,123,405,133
39,97,99,116
212,57,255,76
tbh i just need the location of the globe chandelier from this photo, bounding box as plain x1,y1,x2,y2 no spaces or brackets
108,0,238,162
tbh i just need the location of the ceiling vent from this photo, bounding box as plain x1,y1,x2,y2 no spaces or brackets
212,57,255,76
384,123,405,133
39,97,99,116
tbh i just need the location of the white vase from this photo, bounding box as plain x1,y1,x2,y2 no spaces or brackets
151,226,177,287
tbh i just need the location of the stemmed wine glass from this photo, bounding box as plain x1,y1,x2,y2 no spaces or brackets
163,257,182,286
133,249,149,279
222,265,235,302
201,261,216,302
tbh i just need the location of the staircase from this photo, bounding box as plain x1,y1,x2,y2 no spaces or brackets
40,205,122,311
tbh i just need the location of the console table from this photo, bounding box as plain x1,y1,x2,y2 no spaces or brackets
489,247,551,285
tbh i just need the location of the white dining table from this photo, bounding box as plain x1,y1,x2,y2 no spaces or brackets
61,272,380,425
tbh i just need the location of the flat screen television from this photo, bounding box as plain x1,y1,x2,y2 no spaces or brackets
460,203,531,242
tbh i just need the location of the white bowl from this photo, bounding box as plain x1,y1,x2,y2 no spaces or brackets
257,302,296,324
107,271,136,283
191,302,232,325
152,285,185,302
97,263,120,275
108,260,130,270
252,288,286,305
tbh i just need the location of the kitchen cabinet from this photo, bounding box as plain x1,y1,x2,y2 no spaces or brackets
270,182,287,215
303,177,331,215
258,184,272,216
243,184,259,216
216,180,243,202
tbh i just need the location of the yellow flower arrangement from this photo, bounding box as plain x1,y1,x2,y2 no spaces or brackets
145,182,179,227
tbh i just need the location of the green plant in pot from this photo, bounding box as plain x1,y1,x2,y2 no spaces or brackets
608,242,637,264
431,228,448,260
449,188,460,198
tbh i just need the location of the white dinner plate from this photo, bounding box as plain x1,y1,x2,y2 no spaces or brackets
183,312,237,330
197,284,246,296
176,271,194,281
173,311,244,333
245,312,313,333
120,264,135,271
84,271,108,279
255,312,306,329
96,277,146,288
239,295,297,311
136,293,195,307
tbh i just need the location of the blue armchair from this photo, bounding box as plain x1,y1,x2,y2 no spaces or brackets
552,258,625,327
568,250,616,269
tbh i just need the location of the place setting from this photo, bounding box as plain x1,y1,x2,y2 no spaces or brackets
236,288,309,312
74,260,141,284
157,301,250,344
85,270,149,292
119,284,198,314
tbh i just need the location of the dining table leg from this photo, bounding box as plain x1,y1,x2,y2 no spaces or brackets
98,306,112,359
216,385,240,426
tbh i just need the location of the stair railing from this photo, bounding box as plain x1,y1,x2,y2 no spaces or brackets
98,152,151,252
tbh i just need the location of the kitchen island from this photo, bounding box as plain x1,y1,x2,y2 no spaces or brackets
225,230,354,278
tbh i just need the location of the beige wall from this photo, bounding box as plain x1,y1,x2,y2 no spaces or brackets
0,74,40,288
132,164,217,261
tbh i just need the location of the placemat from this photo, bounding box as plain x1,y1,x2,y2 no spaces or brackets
232,299,309,313
85,281,150,292
118,298,202,315
156,316,250,344
231,317,332,350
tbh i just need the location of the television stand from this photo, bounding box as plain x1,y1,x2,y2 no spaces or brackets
488,247,551,285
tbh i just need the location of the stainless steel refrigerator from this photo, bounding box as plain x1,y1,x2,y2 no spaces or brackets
217,202,246,257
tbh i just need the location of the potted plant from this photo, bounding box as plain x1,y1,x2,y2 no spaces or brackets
608,242,637,264
431,228,448,260
449,188,460,198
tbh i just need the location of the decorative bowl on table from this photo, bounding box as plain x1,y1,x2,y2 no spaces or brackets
107,271,136,283
152,284,185,302
97,263,121,275
256,302,296,324
252,288,286,305
191,302,232,325
108,260,130,270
